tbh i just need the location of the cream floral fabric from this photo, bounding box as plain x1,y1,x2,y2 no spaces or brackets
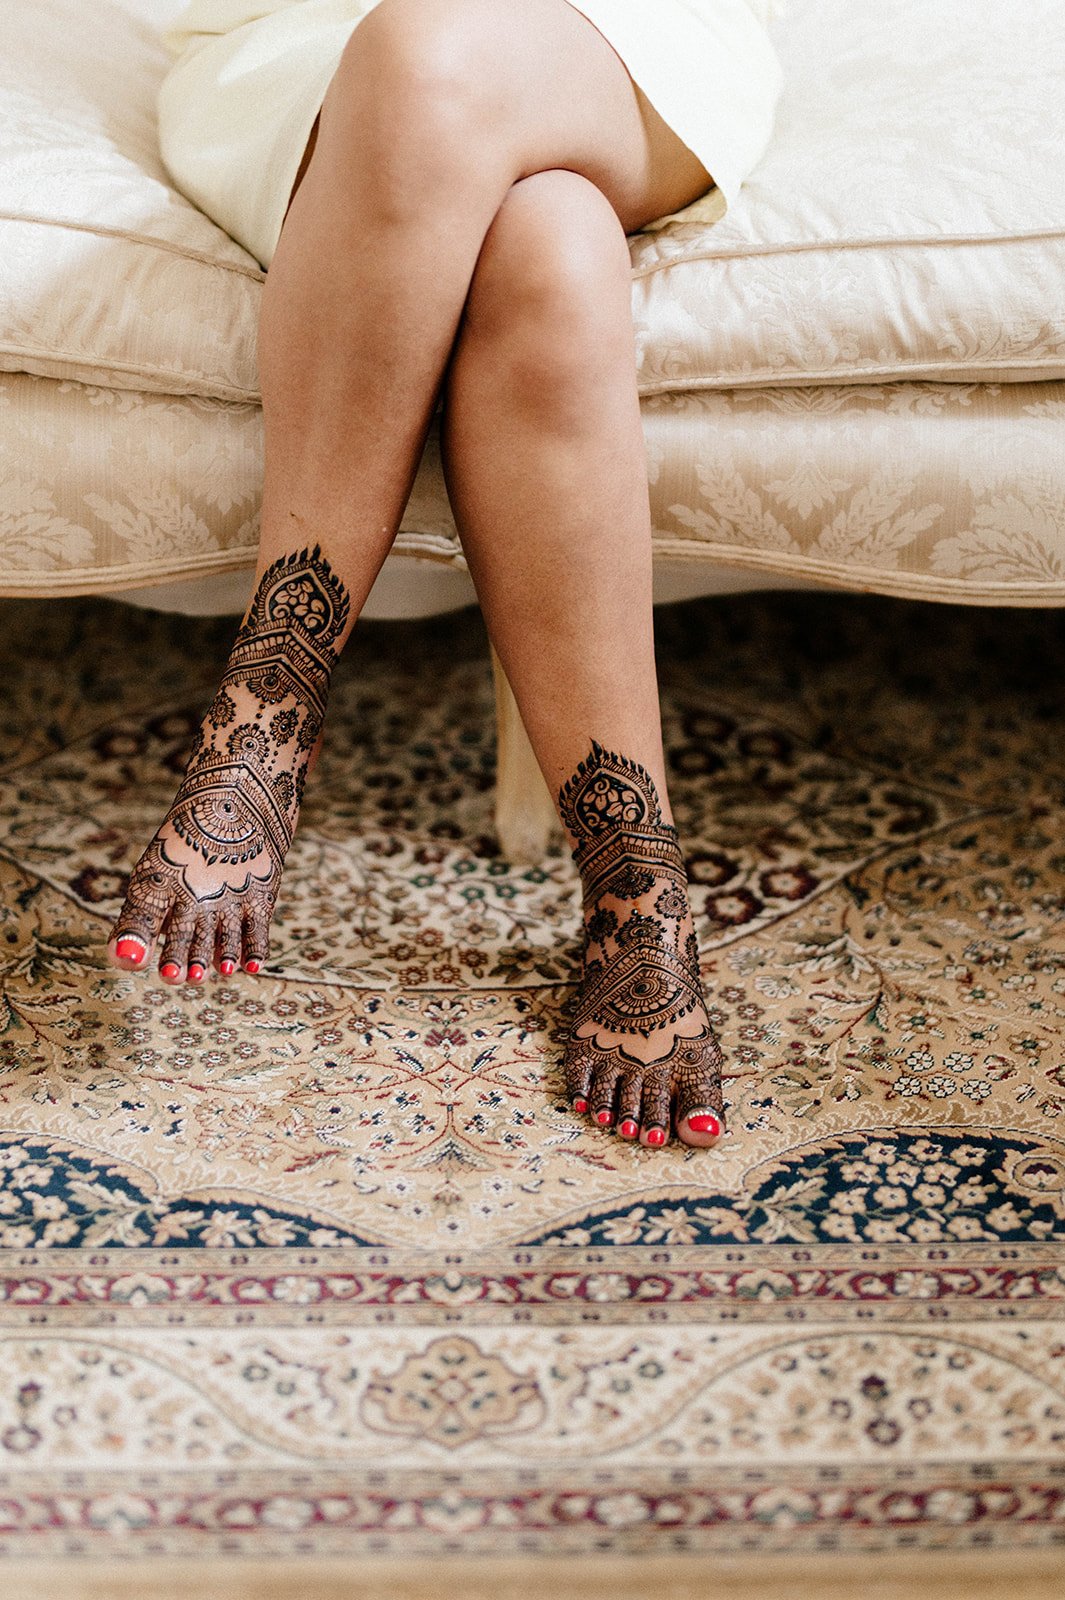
3,0,1064,402
4,369,1065,605
2,0,1065,603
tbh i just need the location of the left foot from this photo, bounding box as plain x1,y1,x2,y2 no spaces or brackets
106,545,349,982
558,741,725,1149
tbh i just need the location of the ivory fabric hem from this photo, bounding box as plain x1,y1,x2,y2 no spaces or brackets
156,0,784,268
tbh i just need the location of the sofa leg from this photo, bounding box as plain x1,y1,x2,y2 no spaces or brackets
490,644,558,864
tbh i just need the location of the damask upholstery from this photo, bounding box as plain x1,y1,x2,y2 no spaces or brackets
1,0,1064,608
5,370,1065,606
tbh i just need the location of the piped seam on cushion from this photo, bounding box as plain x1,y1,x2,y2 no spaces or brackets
6,348,1064,407
0,211,265,281
631,224,1065,278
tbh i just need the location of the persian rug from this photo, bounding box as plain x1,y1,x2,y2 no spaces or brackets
0,589,1064,1579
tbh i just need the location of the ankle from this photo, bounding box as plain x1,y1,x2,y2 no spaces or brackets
229,543,349,712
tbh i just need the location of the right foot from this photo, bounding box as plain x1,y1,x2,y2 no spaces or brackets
108,545,350,983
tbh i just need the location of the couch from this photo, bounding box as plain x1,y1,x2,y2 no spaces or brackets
3,0,1065,860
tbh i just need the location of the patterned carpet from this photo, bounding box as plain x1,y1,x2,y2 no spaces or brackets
0,588,1064,1567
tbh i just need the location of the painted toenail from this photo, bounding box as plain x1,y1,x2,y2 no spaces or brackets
115,938,145,964
688,1113,722,1136
573,1098,589,1113
647,1128,667,1147
596,1110,613,1127
619,1120,639,1139
160,962,179,979
244,960,261,974
220,959,236,976
187,964,205,983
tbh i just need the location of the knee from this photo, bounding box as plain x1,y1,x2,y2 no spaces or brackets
462,171,634,400
328,0,509,214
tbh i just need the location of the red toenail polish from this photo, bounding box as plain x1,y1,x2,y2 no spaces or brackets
647,1128,666,1147
688,1113,722,1136
620,1120,639,1139
115,938,144,964
220,959,236,976
160,962,179,979
245,960,260,974
596,1110,613,1127
187,964,205,983
573,1098,589,1114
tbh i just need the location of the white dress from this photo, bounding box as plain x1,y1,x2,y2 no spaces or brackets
157,0,785,268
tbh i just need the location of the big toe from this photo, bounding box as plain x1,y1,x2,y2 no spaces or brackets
676,1107,725,1148
108,929,153,971
109,894,165,972
673,1037,726,1149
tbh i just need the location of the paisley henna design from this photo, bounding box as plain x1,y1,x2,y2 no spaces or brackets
295,716,320,754
206,688,236,730
110,546,350,977
585,905,619,946
269,708,299,745
609,864,659,901
613,909,663,951
654,882,688,923
558,740,726,1144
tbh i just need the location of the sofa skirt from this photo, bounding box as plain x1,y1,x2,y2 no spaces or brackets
5,367,1065,609
156,0,783,268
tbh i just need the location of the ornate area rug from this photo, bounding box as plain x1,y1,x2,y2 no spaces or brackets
0,589,1064,1571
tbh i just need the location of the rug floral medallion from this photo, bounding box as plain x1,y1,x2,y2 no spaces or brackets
0,593,1063,1562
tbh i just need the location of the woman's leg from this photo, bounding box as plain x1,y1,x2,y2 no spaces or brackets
107,0,718,1125
440,172,722,1149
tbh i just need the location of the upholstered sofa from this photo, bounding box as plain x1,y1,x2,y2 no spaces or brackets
3,0,1065,859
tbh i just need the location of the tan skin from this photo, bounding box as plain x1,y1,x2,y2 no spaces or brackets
109,0,726,1149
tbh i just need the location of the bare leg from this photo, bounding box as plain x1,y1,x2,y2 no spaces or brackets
442,173,723,1149
108,0,720,1144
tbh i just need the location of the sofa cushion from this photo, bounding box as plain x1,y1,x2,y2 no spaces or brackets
630,0,1065,393
1,0,1064,403
0,0,263,403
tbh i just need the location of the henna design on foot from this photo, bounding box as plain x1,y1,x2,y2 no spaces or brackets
559,740,726,1147
109,546,350,980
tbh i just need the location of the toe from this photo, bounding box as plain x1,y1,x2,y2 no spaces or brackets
563,1039,596,1115
158,896,196,983
674,1035,726,1148
639,1070,672,1149
215,901,242,976
616,1068,643,1140
108,840,175,973
588,1061,622,1130
242,904,271,975
185,919,214,985
676,1110,725,1148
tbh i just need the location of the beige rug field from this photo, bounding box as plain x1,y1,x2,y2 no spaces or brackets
0,589,1063,1581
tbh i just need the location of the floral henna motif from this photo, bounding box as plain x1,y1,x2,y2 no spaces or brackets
558,740,726,1138
110,546,350,966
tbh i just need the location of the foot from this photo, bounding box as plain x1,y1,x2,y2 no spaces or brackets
558,741,725,1149
108,546,350,983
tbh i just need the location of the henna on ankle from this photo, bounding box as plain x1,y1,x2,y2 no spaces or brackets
559,741,686,904
111,545,350,956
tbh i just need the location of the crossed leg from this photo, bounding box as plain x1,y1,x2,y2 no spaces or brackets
108,0,725,1146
